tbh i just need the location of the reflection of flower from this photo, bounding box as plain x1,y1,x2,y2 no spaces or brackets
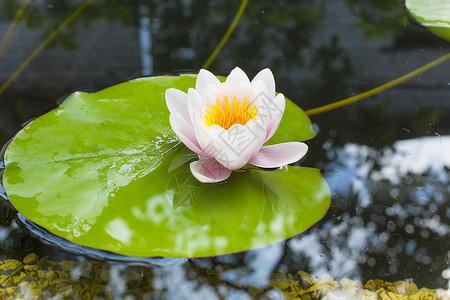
165,67,308,183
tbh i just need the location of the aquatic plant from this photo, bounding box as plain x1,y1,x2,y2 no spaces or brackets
406,0,450,41
1,74,329,258
166,67,308,182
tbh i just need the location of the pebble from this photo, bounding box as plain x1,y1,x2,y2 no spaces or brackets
0,253,444,299
23,253,38,265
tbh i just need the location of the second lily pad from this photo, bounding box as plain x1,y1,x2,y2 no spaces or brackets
406,0,450,41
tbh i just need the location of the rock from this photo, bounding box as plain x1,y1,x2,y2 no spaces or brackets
60,261,75,272
1,277,14,288
45,270,57,280
0,260,21,273
393,280,419,295
23,253,38,265
23,265,38,272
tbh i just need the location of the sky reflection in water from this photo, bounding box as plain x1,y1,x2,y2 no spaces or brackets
290,135,449,288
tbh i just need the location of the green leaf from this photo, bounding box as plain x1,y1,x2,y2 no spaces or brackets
2,75,328,258
406,0,450,42
267,98,316,145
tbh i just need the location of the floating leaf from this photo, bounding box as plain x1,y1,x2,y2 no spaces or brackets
1,75,328,258
406,0,450,41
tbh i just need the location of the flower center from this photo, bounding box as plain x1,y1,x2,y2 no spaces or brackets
202,96,257,130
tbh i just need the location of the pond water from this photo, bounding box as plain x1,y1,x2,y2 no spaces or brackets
0,0,449,298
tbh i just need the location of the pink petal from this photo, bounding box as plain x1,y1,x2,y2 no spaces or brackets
265,93,286,142
248,142,308,168
165,89,190,124
202,84,217,105
215,82,235,106
234,82,252,105
190,159,231,183
187,88,203,111
170,114,209,157
196,69,221,97
187,88,203,125
192,117,227,160
252,68,275,99
250,79,270,124
210,124,254,170
226,67,250,88
193,116,266,170
251,79,269,111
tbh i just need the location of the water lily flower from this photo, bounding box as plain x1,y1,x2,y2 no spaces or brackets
165,67,308,183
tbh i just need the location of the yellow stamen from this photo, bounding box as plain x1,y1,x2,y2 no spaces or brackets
202,96,257,130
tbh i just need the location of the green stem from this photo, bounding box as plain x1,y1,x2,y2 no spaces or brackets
0,0,32,56
202,0,248,69
0,0,92,97
305,53,450,116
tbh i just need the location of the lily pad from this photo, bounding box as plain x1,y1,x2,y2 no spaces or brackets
1,75,329,258
406,0,450,41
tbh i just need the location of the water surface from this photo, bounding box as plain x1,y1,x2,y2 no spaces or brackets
0,0,449,298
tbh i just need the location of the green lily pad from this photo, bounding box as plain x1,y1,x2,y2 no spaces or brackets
406,0,450,41
1,75,329,258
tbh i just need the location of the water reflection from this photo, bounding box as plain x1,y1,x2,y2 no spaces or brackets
286,135,449,288
0,133,448,299
0,0,449,298
376,136,450,183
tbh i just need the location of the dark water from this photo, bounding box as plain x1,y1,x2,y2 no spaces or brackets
0,0,449,298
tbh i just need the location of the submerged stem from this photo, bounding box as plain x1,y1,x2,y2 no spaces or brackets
202,0,248,69
0,0,32,57
0,0,92,97
305,53,450,116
